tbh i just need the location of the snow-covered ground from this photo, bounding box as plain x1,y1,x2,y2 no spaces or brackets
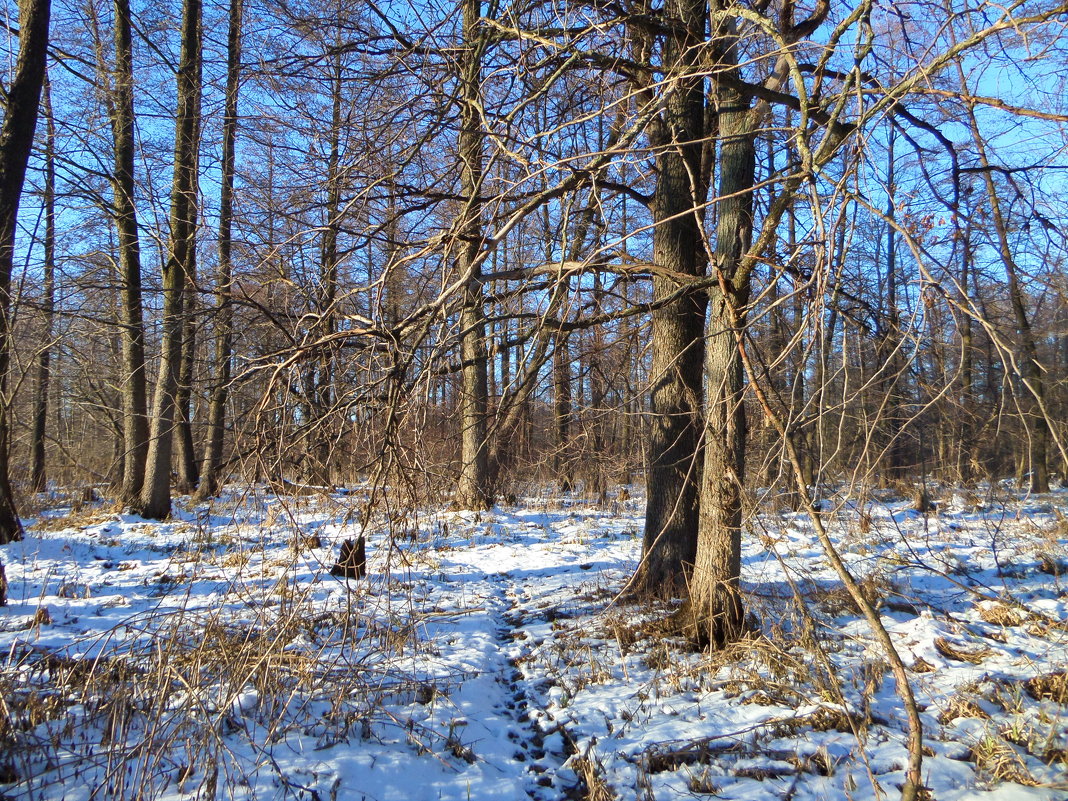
1,484,1066,800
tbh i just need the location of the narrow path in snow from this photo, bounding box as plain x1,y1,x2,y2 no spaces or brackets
484,572,575,800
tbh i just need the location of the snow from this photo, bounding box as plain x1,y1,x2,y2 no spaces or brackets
1,484,1066,800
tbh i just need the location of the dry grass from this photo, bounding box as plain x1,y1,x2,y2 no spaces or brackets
934,636,992,664
938,695,991,724
30,504,120,532
0,578,422,799
815,574,889,617
977,603,1025,627
768,705,866,737
1037,553,1066,577
1025,672,1068,704
569,753,615,801
970,735,1038,786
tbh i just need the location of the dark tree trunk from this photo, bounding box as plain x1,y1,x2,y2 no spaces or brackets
0,0,51,543
195,0,242,501
137,0,201,519
31,73,56,494
636,0,709,596
111,0,150,505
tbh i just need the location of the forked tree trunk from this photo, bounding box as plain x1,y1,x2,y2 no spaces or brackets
111,0,150,505
688,69,754,648
31,73,56,494
0,0,51,543
137,0,201,519
455,0,490,510
195,0,242,500
636,0,708,595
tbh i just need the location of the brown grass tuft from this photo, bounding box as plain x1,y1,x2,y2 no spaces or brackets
934,636,992,664
938,695,990,724
31,506,119,532
1037,553,1066,577
1024,671,1068,704
977,603,1025,627
969,736,1038,786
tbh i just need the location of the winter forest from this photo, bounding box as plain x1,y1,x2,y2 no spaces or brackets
0,0,1067,797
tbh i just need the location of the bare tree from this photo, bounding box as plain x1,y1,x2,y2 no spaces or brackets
110,0,150,504
634,0,710,595
195,0,242,500
136,0,202,519
30,71,56,494
455,0,491,509
0,0,51,545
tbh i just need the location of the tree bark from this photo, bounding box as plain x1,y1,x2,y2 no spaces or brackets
30,72,56,494
636,0,709,595
455,0,490,510
137,0,201,519
0,0,51,543
175,274,199,493
553,330,573,491
195,0,242,501
111,0,150,505
689,64,754,648
310,51,342,486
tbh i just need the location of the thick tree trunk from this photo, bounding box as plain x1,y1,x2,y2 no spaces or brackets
688,70,754,648
0,0,51,543
636,0,708,595
137,0,201,519
31,73,56,494
195,0,242,501
111,0,150,505
455,0,490,510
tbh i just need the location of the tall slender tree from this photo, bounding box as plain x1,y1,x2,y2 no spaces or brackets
196,0,243,500
110,0,150,505
0,0,51,546
136,0,202,518
455,0,491,509
30,71,56,494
